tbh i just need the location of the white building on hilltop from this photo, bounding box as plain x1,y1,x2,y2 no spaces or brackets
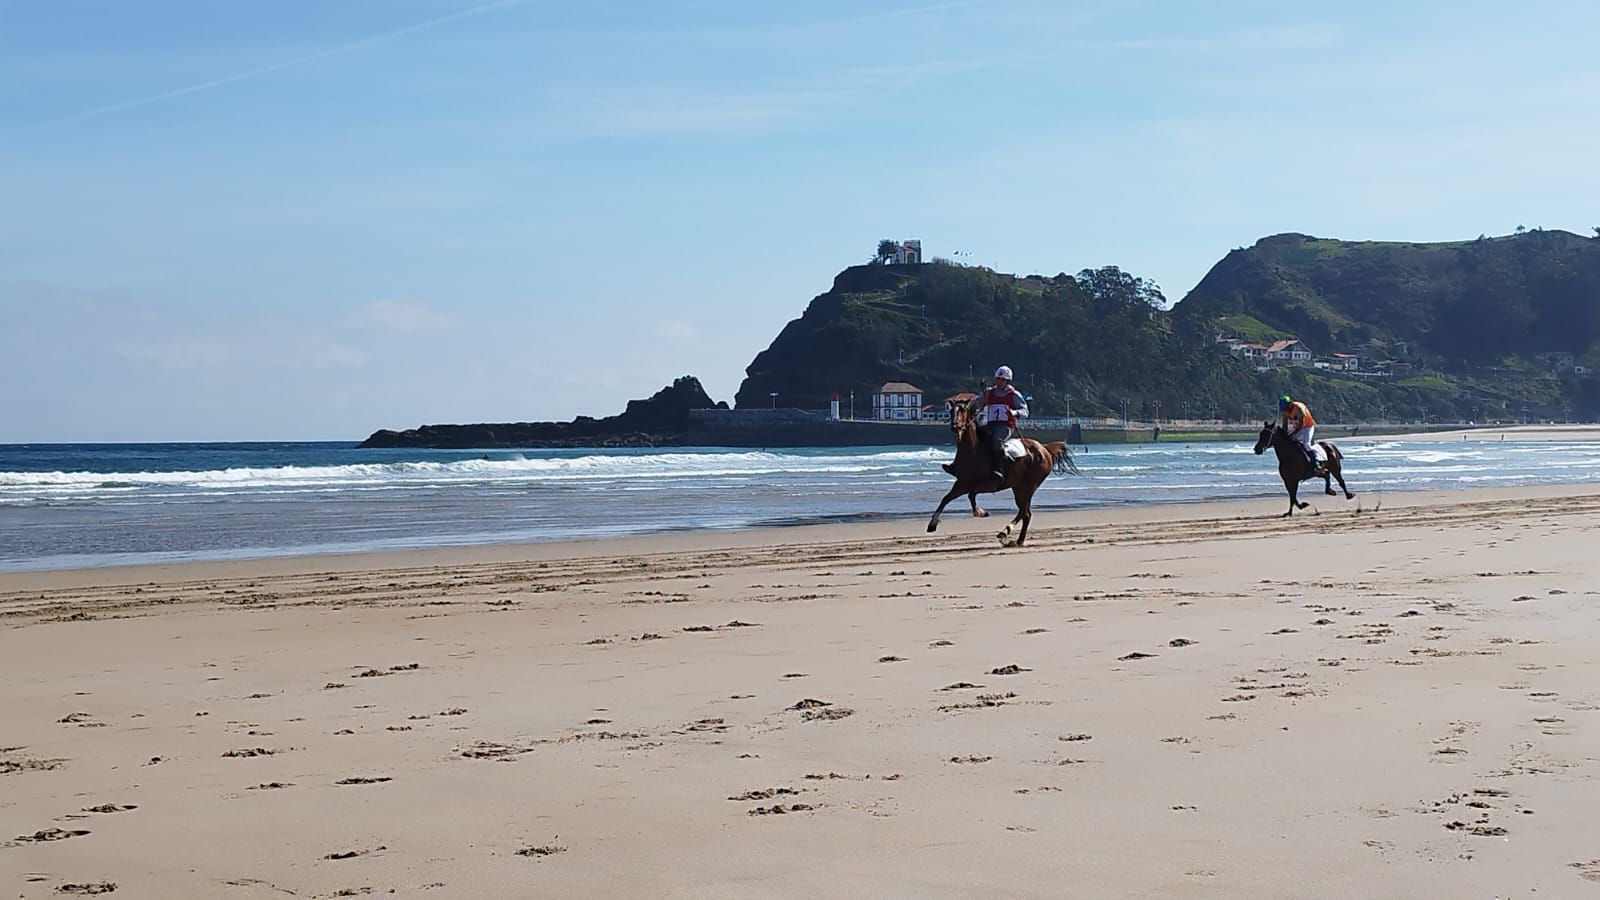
879,239,921,265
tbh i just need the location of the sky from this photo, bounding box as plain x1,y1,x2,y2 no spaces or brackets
3,0,1599,441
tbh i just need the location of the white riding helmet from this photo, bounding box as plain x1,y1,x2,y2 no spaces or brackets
994,365,1013,381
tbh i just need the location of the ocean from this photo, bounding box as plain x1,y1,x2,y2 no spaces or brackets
3,438,1599,572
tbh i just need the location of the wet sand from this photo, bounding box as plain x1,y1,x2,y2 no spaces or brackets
3,484,1599,897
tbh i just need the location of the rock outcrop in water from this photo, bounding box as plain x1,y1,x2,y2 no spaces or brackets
358,376,725,449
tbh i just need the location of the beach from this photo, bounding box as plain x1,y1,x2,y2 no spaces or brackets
3,483,1599,897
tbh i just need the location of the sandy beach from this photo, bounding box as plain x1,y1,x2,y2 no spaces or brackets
4,484,1599,898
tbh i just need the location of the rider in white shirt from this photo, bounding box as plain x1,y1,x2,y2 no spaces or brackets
973,365,1029,483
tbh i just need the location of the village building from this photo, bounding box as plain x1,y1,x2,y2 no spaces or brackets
872,381,924,421
1266,339,1314,366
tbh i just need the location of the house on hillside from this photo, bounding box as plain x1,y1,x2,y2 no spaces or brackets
1266,339,1313,366
1229,342,1270,362
873,382,925,421
1330,352,1360,371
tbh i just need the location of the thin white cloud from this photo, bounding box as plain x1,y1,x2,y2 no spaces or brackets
113,337,233,371
359,300,458,334
555,59,986,137
6,0,534,137
1114,24,1341,53
655,319,698,341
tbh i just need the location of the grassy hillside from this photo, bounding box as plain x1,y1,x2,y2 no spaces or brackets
735,231,1600,422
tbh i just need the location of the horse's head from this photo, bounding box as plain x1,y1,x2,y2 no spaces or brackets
948,400,973,437
1252,420,1276,455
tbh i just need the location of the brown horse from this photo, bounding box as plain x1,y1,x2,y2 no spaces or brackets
1253,421,1354,516
927,400,1078,546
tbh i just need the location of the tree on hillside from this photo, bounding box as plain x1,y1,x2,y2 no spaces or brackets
876,239,899,264
1075,266,1166,309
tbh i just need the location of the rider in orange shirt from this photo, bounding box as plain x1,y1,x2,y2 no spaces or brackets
1279,394,1319,472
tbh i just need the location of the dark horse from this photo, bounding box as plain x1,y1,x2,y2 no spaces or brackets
928,401,1078,546
1253,421,1354,516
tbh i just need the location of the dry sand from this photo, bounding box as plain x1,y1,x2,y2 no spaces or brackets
3,484,1599,898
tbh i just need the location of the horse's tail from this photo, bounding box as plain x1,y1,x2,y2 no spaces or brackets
1321,441,1341,465
1043,441,1079,475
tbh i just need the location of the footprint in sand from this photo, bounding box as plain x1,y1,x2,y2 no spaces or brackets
517,844,568,857
81,805,136,814
1571,860,1600,883
989,664,1031,675
728,788,802,801
335,776,393,785
324,845,386,860
748,804,815,816
0,755,66,775
55,884,117,895
247,782,293,790
13,828,90,844
221,748,282,758
877,656,907,663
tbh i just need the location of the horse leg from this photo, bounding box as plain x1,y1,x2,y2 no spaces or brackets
1331,463,1354,500
928,484,965,532
1323,469,1337,496
1283,478,1302,517
968,492,989,518
1012,483,1038,547
996,491,1026,547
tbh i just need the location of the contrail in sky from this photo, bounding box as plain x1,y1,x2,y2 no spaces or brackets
6,0,532,137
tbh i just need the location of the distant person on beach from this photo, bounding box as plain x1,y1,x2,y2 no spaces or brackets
976,366,1029,482
1279,394,1318,470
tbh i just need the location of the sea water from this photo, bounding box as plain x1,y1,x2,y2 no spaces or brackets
2,439,1598,571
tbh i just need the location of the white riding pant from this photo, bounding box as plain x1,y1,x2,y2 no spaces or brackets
1293,425,1316,455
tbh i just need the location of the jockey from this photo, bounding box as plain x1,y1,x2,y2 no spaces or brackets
976,366,1029,482
1279,394,1318,471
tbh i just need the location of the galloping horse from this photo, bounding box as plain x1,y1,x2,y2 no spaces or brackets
928,400,1077,546
1253,421,1354,516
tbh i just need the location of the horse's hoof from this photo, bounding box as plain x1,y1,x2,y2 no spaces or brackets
926,523,938,533
1325,489,1337,496
1297,503,1310,509
973,510,989,518
1345,493,1354,500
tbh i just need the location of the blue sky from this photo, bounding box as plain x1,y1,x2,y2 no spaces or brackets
3,0,1598,441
